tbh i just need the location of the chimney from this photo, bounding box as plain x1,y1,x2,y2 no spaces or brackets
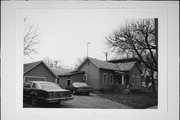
104,52,108,61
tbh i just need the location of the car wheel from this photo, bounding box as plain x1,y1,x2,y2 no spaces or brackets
86,92,89,95
31,96,38,106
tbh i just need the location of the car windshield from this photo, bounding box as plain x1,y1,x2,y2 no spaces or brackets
72,82,88,87
39,82,61,90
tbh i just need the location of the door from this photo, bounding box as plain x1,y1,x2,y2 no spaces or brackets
67,79,71,87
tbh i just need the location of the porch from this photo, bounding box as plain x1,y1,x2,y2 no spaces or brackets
113,71,129,93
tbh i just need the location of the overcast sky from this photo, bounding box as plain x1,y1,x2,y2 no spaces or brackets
21,9,129,68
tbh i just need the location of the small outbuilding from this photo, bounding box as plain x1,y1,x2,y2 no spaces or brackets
52,68,85,89
23,61,58,83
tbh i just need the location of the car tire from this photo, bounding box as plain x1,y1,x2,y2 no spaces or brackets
86,92,89,95
31,96,38,106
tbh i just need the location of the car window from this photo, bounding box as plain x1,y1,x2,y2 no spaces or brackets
24,83,31,88
32,83,37,89
39,82,61,90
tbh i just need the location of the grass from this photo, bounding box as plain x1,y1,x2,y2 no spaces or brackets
97,91,158,109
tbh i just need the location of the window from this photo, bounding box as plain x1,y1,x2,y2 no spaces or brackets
83,74,87,81
132,75,135,84
103,73,107,84
55,78,60,84
118,76,122,84
137,76,140,85
114,76,119,84
24,83,31,88
67,76,71,86
109,74,114,84
32,83,37,89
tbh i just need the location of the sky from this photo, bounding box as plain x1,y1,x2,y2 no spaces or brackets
22,9,127,69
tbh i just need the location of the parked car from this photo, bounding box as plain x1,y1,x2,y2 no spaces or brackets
23,81,73,106
66,82,93,95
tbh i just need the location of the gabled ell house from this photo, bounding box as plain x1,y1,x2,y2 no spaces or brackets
75,57,142,92
23,61,58,83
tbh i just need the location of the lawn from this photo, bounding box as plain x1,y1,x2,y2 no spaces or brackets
97,91,158,109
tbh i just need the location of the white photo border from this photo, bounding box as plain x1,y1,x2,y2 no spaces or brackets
1,1,179,120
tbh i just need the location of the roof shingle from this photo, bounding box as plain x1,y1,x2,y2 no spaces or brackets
87,57,137,71
24,61,42,73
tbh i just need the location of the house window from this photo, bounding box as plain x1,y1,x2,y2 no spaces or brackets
55,78,60,84
109,74,114,84
114,76,119,84
132,75,135,84
32,83,37,89
137,76,140,85
83,74,87,81
103,73,107,84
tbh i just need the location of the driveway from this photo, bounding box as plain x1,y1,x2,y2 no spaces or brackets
24,93,130,109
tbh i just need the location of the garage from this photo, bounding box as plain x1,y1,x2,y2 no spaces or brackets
24,61,58,83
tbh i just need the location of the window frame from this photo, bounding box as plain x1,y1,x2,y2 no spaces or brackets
83,74,87,81
103,73,108,84
109,74,114,85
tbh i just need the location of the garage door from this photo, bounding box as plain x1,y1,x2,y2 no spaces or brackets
24,76,46,83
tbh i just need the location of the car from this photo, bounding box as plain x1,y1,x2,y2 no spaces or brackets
66,82,93,95
23,81,73,106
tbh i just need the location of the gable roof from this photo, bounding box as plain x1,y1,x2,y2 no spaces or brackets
58,71,85,77
116,61,137,71
77,57,140,72
52,68,73,76
88,57,119,71
108,58,140,63
24,61,58,77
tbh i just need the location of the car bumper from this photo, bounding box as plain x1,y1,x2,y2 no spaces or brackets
43,97,74,103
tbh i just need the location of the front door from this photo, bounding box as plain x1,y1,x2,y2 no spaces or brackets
67,79,71,87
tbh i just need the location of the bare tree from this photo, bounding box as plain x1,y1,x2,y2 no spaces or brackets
43,58,62,68
106,18,158,91
24,17,40,58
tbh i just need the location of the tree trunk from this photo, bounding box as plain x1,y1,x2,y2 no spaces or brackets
151,70,156,92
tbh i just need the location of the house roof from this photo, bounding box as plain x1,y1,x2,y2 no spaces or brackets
88,57,119,71
116,61,137,71
58,71,85,77
24,61,58,77
108,58,140,63
24,61,42,73
52,68,73,76
77,57,140,72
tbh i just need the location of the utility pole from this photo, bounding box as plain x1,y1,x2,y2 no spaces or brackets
104,52,108,61
87,42,91,57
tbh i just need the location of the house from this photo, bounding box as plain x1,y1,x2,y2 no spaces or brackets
23,61,58,83
75,57,143,92
52,68,85,89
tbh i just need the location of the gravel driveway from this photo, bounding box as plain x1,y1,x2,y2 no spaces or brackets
24,93,130,109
